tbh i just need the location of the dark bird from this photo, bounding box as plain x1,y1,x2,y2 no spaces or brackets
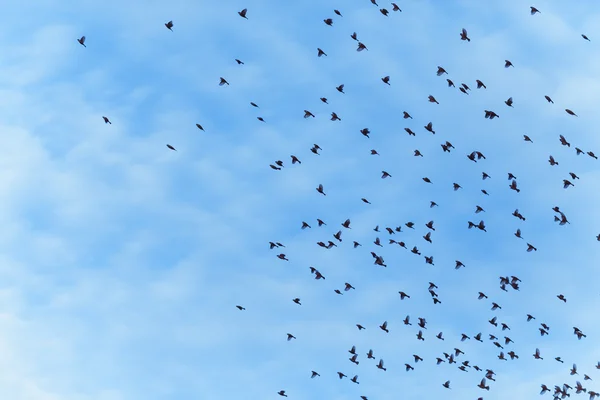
460,28,470,42
77,36,86,47
565,109,577,116
379,321,389,333
238,8,248,19
424,122,435,134
165,20,174,30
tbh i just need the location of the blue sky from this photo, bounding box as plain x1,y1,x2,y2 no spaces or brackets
1,0,600,399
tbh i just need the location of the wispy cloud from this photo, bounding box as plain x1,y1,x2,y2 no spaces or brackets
1,0,600,399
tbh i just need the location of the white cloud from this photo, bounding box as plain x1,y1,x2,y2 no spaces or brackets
0,0,600,399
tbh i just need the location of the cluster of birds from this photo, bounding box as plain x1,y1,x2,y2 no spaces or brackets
76,1,599,399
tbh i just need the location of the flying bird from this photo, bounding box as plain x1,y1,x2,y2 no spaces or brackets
460,28,470,41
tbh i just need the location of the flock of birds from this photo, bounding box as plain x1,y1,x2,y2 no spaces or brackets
75,2,599,399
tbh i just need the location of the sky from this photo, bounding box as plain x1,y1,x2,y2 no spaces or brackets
0,0,600,399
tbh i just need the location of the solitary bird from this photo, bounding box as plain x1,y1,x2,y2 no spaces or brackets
460,28,470,41
165,20,174,30
77,36,86,47
238,8,248,19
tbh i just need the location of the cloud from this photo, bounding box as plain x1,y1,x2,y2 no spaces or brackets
0,0,600,399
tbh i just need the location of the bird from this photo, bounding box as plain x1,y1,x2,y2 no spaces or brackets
460,28,470,41
582,34,591,41
165,20,174,30
478,378,490,390
530,6,540,15
565,109,578,116
102,116,111,124
379,321,389,333
77,36,86,47
238,8,248,19
166,144,177,151
424,122,435,134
